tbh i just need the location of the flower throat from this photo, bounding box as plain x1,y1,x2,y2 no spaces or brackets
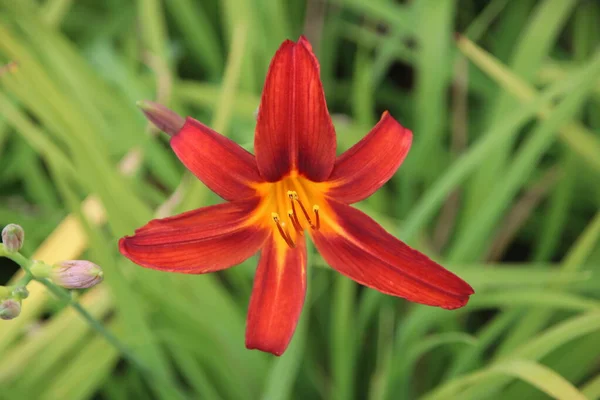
255,174,325,249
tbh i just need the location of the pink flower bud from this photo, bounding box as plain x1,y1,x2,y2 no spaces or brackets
0,299,21,320
51,260,104,289
2,224,24,253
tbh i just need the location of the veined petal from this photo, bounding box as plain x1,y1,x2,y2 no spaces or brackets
246,235,307,356
254,36,336,182
311,200,473,309
327,112,412,204
171,117,263,201
119,199,268,273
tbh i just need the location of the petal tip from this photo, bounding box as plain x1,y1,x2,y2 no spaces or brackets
455,277,476,296
245,339,286,356
376,112,413,138
277,39,296,52
441,283,475,309
137,100,185,137
442,294,473,310
298,35,313,50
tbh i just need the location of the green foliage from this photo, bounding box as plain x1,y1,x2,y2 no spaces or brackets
1,0,599,399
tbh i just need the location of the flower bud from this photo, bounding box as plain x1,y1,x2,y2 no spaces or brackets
0,299,21,320
50,260,104,289
137,100,185,137
2,224,24,253
12,286,29,300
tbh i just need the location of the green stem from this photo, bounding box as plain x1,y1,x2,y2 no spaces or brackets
35,277,151,370
0,245,32,269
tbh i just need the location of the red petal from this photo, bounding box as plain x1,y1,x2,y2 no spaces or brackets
119,199,268,273
171,118,263,201
246,235,307,356
311,200,473,309
327,112,412,204
254,36,336,182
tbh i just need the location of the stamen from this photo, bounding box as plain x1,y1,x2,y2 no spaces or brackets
288,210,303,232
287,190,316,229
288,191,299,227
313,205,320,230
272,213,295,248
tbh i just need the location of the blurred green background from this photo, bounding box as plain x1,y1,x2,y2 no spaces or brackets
1,0,600,399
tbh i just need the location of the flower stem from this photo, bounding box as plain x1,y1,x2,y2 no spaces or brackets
39,277,151,368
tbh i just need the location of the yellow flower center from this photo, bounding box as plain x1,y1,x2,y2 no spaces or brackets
252,172,330,248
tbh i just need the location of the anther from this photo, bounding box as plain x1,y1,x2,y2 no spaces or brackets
288,191,301,227
272,213,295,248
313,205,320,230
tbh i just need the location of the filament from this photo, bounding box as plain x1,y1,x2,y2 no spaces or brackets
288,210,303,232
272,213,295,248
313,205,320,230
287,191,320,230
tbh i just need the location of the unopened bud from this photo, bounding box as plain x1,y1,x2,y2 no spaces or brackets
2,224,24,253
137,100,185,137
12,286,29,300
51,260,104,289
0,299,21,320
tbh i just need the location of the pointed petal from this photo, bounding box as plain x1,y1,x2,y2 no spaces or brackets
119,199,268,273
327,112,412,204
312,200,473,309
137,100,185,137
246,235,307,356
171,117,263,201
254,36,336,182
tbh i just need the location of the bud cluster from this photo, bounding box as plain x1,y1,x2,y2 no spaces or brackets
1,224,105,322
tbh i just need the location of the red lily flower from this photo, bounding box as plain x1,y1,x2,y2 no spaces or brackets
119,37,474,356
